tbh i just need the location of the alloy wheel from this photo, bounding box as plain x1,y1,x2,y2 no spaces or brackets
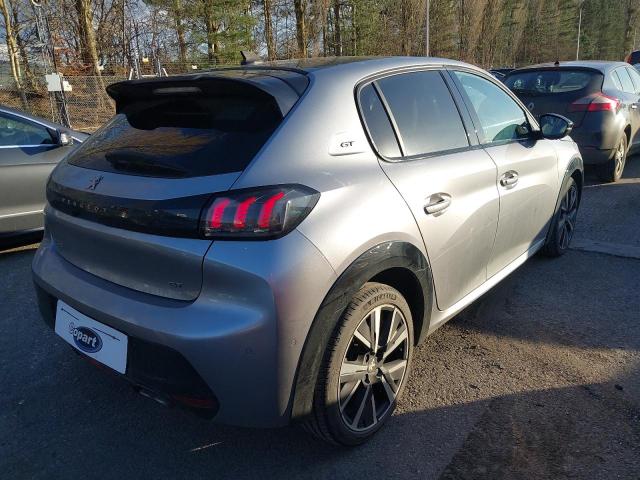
614,139,626,179
338,304,409,432
558,183,579,250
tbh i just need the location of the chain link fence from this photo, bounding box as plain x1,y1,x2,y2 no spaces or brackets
0,61,237,132
0,74,125,133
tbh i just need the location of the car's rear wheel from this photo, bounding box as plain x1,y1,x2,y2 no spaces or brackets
598,135,628,183
543,177,579,257
304,282,414,445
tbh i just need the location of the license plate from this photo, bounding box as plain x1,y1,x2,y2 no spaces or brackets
55,301,128,374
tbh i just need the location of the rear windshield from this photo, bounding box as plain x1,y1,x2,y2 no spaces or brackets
505,69,601,95
67,93,283,178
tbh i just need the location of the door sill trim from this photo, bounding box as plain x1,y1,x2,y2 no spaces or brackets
0,209,43,219
428,239,544,334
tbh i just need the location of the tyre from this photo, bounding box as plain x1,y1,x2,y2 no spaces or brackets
543,177,579,257
304,282,414,445
597,134,628,183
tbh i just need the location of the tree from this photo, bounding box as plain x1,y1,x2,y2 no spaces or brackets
263,0,276,59
173,0,187,64
333,0,341,55
294,0,307,56
202,0,219,62
622,0,639,56
75,0,103,76
0,0,22,89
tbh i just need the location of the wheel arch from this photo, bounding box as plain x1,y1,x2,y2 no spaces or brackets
560,155,584,208
544,154,583,243
624,124,631,146
289,240,433,422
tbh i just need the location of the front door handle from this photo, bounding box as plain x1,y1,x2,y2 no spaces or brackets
500,170,519,188
424,193,452,215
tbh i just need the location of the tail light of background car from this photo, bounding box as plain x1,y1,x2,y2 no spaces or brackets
569,93,620,112
200,185,320,239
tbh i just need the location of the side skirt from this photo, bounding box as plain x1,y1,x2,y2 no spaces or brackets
426,239,545,335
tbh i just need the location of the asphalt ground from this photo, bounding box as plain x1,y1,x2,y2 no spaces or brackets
1,159,639,479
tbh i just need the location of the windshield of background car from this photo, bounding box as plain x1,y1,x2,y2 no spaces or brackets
505,69,602,95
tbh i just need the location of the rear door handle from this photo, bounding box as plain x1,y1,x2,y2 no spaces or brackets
500,170,519,188
424,193,452,215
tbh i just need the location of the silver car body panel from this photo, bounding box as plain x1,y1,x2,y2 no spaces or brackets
379,149,500,310
483,139,560,277
0,106,87,235
46,165,241,300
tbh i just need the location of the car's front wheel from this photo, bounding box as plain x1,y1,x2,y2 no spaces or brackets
543,177,580,257
305,282,414,445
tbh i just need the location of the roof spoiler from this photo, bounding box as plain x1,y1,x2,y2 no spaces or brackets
106,73,302,115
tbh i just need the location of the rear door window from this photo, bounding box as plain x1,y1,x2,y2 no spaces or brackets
611,71,623,90
615,68,636,93
625,67,640,93
375,71,469,157
67,93,283,178
454,71,529,144
358,84,401,158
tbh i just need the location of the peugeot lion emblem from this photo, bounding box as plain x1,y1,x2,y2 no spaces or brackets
87,175,104,191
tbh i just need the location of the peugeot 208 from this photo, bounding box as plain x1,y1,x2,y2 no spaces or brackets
33,57,583,445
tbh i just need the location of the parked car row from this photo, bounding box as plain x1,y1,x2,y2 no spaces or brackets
0,54,628,446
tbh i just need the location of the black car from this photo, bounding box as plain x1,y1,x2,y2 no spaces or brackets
505,61,640,182
625,50,640,65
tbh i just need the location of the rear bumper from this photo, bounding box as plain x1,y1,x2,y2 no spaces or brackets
32,228,336,428
578,146,614,165
35,283,220,414
569,112,627,165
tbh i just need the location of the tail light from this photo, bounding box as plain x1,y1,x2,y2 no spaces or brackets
569,93,620,112
200,185,319,239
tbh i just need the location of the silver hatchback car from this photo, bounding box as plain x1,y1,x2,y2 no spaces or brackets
33,57,583,445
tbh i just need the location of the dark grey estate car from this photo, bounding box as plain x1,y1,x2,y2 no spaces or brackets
0,105,87,240
505,61,640,182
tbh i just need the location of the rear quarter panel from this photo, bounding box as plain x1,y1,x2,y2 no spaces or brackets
230,68,430,417
232,68,428,276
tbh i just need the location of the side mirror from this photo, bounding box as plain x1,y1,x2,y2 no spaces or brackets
58,131,73,146
538,114,573,140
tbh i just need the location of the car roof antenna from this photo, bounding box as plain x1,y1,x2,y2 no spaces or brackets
241,51,263,66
